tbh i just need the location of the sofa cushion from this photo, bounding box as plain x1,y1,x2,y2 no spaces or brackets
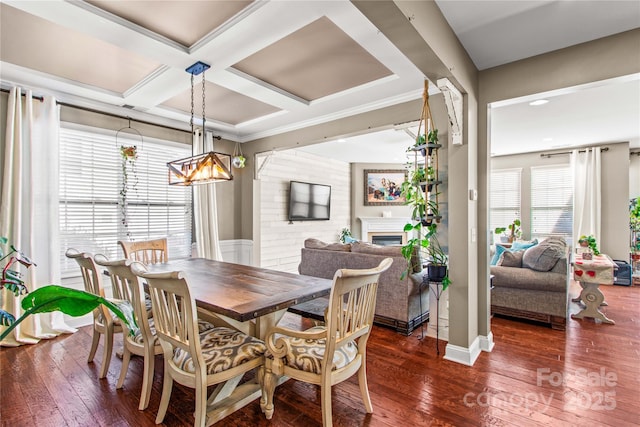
352,242,421,273
304,238,351,252
498,250,524,267
522,238,567,272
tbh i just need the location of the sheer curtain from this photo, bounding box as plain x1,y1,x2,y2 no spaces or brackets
571,147,601,246
193,130,223,260
1,87,75,346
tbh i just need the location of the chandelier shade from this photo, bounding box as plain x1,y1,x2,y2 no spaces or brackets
167,61,233,185
168,151,232,186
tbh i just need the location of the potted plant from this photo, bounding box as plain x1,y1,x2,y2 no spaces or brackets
578,235,600,256
338,227,353,244
495,219,521,243
630,198,640,255
0,236,136,341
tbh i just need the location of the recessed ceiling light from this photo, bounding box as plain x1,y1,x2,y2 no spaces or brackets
337,138,347,143
529,99,549,106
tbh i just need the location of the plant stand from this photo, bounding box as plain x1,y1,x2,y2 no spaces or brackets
418,276,448,355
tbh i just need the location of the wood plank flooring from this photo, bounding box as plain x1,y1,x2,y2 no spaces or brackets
2,281,639,426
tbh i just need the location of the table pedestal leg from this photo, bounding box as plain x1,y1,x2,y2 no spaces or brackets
571,282,615,324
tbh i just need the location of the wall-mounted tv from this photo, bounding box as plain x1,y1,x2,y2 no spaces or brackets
288,181,331,221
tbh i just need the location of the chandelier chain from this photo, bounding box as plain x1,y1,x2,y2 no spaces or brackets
190,72,195,134
201,71,206,134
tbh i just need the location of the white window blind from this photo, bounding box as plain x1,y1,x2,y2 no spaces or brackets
531,165,573,241
59,126,192,276
490,168,521,236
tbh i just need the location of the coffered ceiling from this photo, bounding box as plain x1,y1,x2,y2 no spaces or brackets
0,0,425,142
1,1,639,160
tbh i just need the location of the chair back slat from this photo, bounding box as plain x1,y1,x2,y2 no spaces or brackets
65,249,109,323
119,238,168,265
134,268,202,369
95,257,148,336
325,258,392,356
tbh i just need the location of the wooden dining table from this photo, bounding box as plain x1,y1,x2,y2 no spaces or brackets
146,257,333,339
145,257,333,424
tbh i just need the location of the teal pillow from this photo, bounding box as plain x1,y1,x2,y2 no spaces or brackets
490,244,509,265
344,236,358,244
511,239,538,251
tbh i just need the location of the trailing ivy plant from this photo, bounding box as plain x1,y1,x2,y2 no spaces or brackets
119,145,139,240
0,236,136,341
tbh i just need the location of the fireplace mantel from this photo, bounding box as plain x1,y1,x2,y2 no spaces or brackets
359,217,411,243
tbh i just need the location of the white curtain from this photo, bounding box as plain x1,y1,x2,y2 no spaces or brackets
1,87,75,346
571,147,601,245
193,130,223,260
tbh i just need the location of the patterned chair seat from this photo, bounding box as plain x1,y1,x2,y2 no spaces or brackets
172,327,266,375
270,326,358,374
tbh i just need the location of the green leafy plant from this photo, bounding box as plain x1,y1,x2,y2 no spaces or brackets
400,140,449,289
119,145,139,240
0,237,136,341
495,219,522,242
338,227,352,244
578,235,600,255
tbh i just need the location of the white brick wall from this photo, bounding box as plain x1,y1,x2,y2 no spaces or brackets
257,150,351,273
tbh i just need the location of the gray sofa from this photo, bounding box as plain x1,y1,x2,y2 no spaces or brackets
490,237,571,330
291,239,428,335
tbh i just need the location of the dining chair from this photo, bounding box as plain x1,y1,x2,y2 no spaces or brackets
65,249,122,379
94,256,162,410
132,265,267,426
260,257,393,427
119,238,168,264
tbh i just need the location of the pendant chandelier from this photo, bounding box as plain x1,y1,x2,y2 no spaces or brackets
167,61,232,185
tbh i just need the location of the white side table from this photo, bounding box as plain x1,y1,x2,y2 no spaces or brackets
571,254,616,324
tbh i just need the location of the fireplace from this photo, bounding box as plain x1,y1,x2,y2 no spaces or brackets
359,217,411,245
371,234,404,246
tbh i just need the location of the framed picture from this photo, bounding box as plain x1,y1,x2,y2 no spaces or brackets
364,169,407,205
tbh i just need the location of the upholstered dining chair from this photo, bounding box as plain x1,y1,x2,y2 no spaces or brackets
119,238,168,265
132,265,267,426
65,249,122,379
260,257,393,427
94,256,162,410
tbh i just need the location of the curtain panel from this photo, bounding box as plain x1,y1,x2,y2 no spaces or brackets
1,87,75,346
571,147,602,246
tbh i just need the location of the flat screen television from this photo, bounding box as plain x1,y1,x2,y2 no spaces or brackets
288,181,331,221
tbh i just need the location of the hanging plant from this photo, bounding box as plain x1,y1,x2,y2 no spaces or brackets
232,141,246,169
119,145,139,240
116,120,143,241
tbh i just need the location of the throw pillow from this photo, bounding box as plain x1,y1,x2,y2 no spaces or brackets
522,239,566,271
344,235,358,244
490,244,509,266
511,239,538,251
497,250,524,267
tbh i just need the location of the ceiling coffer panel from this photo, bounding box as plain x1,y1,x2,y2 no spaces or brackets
162,81,281,126
0,4,160,94
232,16,393,102
86,0,253,47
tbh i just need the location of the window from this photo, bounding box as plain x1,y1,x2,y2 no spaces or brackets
531,165,573,242
59,125,192,276
490,168,521,239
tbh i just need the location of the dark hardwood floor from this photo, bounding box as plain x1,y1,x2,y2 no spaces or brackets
2,281,639,426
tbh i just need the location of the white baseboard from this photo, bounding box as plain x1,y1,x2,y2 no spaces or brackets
443,336,481,366
479,331,495,352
